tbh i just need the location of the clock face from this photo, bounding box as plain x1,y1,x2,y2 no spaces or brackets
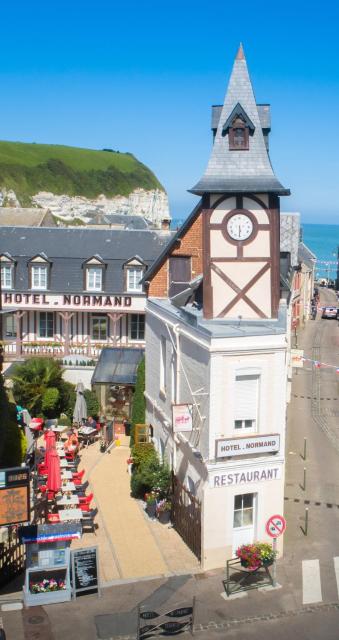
226,213,253,241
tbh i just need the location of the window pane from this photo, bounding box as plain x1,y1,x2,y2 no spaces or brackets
243,494,253,509
242,508,253,526
233,511,242,527
234,420,242,429
127,267,143,291
234,495,243,510
87,268,102,290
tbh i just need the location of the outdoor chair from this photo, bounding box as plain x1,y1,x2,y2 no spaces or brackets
79,503,91,513
78,492,93,505
81,508,97,534
47,513,60,523
72,469,85,481
74,481,88,492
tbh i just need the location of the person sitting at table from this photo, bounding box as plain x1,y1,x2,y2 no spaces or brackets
86,416,98,430
65,428,78,452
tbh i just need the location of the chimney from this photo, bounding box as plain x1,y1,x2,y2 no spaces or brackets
161,218,171,231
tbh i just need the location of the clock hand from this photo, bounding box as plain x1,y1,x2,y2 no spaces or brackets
238,225,241,238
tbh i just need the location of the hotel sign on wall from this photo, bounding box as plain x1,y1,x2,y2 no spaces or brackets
215,434,280,459
2,292,145,312
172,404,193,433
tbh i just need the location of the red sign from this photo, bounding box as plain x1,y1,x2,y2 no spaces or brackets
265,514,286,538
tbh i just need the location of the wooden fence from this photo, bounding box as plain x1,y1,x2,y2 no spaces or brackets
171,475,201,562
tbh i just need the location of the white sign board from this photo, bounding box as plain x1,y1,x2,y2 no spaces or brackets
291,349,304,368
172,404,193,433
216,434,280,459
210,465,281,489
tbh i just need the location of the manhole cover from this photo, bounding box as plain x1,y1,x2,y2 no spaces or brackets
28,615,44,624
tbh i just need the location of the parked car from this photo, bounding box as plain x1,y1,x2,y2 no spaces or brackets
321,306,338,319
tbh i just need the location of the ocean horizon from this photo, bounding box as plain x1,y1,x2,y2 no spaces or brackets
171,219,339,280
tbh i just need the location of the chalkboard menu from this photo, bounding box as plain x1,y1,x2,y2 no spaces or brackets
71,546,100,597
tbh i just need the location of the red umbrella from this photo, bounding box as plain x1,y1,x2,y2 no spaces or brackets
44,431,56,470
47,449,61,493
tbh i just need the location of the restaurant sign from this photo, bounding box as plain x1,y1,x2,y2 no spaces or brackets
172,404,193,433
0,466,30,526
210,464,281,489
216,434,280,459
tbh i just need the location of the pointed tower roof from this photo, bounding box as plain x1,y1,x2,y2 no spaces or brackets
190,46,289,196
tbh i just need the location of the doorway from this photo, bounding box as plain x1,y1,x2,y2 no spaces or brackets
232,492,257,555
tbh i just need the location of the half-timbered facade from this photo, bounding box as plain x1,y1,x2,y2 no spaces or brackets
144,45,292,568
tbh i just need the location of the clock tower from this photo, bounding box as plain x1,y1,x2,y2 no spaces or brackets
190,44,290,320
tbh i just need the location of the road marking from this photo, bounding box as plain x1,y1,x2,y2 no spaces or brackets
334,557,339,598
1,602,23,611
302,559,322,604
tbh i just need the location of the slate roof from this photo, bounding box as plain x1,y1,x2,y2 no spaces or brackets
298,242,317,269
87,214,151,230
191,44,289,196
0,208,55,227
92,347,144,384
0,226,173,294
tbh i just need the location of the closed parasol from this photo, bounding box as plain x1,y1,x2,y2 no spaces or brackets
44,430,56,470
47,449,61,493
73,381,87,425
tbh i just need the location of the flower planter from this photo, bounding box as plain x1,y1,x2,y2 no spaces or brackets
158,510,171,525
146,502,157,519
240,559,261,571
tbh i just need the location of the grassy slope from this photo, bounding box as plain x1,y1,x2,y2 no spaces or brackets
0,141,164,205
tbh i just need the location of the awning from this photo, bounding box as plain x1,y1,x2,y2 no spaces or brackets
92,347,144,385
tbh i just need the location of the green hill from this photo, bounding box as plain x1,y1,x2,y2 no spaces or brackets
0,141,164,206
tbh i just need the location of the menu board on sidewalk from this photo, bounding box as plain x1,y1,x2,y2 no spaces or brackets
71,546,100,598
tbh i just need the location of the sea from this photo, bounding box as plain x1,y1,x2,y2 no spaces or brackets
171,219,339,281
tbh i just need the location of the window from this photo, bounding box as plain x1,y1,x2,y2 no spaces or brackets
5,314,16,337
129,314,145,341
127,267,143,292
160,335,166,393
39,312,54,338
32,265,48,290
229,117,249,150
234,374,259,432
233,494,254,528
1,264,13,289
91,315,107,340
87,268,102,291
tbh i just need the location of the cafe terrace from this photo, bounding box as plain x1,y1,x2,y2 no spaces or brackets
0,226,172,360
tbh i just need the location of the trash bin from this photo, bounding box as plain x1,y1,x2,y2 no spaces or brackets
124,422,131,437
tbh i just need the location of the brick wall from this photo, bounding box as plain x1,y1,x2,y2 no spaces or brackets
148,208,203,298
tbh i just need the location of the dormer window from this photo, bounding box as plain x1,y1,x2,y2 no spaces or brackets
87,268,102,291
83,255,106,292
29,254,50,290
124,256,146,293
0,255,15,290
222,103,255,152
229,116,249,150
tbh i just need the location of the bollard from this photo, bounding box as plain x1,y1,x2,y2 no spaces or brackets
303,437,307,461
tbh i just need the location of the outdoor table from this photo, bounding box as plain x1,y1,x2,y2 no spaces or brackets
60,482,76,493
56,495,79,507
52,425,69,434
57,450,66,458
78,427,97,448
58,508,83,522
61,470,72,480
60,459,70,468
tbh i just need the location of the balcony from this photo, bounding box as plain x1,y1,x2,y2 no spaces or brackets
2,340,145,361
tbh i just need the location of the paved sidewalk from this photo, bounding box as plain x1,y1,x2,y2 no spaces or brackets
73,436,199,583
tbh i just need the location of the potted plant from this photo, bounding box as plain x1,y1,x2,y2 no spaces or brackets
236,543,262,571
236,542,277,570
144,491,157,518
156,499,171,524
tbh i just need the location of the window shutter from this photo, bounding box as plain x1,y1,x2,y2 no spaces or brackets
234,375,259,420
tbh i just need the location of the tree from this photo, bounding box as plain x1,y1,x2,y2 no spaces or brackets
130,357,145,446
41,387,60,417
84,389,99,418
12,358,64,415
0,375,26,468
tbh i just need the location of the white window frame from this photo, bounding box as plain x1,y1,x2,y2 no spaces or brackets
31,265,48,290
5,314,16,337
160,335,166,394
91,315,107,341
233,493,256,528
86,267,102,292
129,314,145,342
126,266,144,293
233,373,260,434
1,264,13,290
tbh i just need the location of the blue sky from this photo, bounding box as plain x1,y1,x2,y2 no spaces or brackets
1,0,339,223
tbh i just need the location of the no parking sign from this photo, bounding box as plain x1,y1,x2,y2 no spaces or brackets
265,514,286,538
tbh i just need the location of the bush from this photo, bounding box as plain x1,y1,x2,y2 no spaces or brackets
130,443,171,500
130,357,145,446
131,443,158,469
41,387,60,417
84,389,99,418
0,375,26,467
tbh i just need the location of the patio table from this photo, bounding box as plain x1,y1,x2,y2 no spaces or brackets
60,459,71,468
52,425,69,434
61,470,72,480
57,450,66,458
58,508,83,522
56,495,79,507
60,482,76,492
